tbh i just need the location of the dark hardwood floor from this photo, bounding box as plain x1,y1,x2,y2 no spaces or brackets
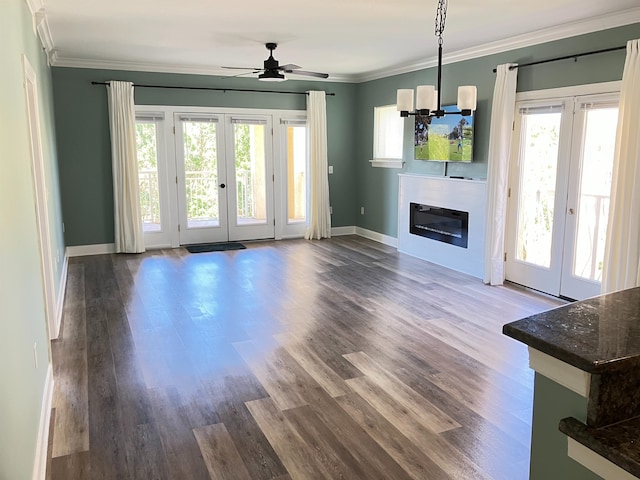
47,235,561,479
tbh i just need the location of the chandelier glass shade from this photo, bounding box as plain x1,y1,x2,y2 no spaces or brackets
397,0,477,118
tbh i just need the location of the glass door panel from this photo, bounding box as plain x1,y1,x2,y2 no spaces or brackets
506,103,571,296
514,110,562,268
287,125,307,223
226,117,274,241
184,120,220,228
561,101,618,299
234,122,267,225
175,115,228,245
136,121,162,233
135,114,174,248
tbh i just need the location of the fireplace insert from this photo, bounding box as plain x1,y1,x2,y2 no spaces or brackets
410,202,468,248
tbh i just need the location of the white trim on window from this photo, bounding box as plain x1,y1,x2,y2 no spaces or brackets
369,159,405,168
372,104,404,168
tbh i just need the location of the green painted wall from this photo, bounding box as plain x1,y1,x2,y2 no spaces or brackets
52,68,357,246
355,23,640,237
52,23,640,246
530,373,602,479
0,0,66,478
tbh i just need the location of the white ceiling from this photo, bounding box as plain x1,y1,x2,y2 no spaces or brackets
42,0,640,82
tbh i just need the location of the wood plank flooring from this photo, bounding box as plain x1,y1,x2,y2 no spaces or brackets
47,236,562,479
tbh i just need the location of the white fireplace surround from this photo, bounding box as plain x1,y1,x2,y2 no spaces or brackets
398,174,487,278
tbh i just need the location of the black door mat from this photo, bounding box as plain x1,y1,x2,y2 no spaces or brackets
186,242,246,253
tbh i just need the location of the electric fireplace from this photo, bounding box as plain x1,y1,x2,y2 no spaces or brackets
410,202,468,248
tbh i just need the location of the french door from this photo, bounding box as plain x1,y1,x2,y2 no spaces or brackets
136,107,307,248
506,92,619,300
174,114,275,244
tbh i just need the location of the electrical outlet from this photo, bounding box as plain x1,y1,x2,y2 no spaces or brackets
33,342,38,369
360,207,365,215
328,165,334,174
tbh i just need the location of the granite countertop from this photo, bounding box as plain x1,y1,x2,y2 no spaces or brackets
503,286,640,374
560,416,640,478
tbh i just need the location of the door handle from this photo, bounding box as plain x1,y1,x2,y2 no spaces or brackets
219,183,226,188
568,208,575,215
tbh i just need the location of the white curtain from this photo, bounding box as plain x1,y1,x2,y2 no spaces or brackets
601,39,640,293
483,64,518,285
107,81,145,253
305,91,331,240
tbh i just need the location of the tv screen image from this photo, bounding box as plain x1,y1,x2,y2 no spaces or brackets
414,105,474,162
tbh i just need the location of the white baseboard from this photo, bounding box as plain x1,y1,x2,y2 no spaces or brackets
66,243,115,257
52,253,69,340
32,364,53,480
355,227,398,248
331,226,357,236
65,233,398,257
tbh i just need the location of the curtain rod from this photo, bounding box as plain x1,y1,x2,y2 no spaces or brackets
492,45,626,73
91,81,335,96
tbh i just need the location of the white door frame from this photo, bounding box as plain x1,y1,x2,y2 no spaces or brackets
174,113,230,245
22,55,58,339
225,114,275,242
505,97,574,296
506,81,621,299
135,105,308,247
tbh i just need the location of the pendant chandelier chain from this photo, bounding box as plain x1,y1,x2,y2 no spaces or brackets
435,0,447,44
396,0,476,118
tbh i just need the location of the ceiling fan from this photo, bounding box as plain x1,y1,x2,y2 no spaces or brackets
222,43,329,82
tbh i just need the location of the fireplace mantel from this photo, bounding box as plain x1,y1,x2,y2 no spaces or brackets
397,174,486,278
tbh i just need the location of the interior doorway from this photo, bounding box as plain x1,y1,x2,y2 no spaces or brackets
23,55,59,339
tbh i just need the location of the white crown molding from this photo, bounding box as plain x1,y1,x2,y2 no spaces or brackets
46,6,639,83
48,49,59,65
51,55,355,83
34,10,55,62
23,0,43,16
23,0,43,34
23,0,55,62
354,7,640,82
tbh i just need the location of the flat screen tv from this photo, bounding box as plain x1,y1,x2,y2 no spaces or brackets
414,105,474,162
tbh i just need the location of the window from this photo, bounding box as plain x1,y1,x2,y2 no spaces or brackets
135,117,162,232
371,104,404,168
284,122,307,223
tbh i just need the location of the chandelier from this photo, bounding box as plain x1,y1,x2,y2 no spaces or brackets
397,0,477,118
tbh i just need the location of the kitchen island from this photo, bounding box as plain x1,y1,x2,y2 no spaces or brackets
504,287,640,479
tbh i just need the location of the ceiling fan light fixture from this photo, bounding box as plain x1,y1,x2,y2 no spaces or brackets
258,70,286,82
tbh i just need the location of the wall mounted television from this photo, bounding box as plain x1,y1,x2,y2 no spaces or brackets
414,105,474,162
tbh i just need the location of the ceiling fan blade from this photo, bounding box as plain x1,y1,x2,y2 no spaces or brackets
284,70,329,79
225,71,262,79
221,66,263,71
279,63,301,70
